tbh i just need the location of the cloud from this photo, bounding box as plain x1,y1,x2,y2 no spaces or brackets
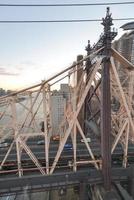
0,67,19,76
13,61,39,72
0,61,47,89
20,61,36,66
0,60,39,77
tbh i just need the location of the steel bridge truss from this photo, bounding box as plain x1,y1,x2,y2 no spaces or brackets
0,46,134,174
0,8,134,193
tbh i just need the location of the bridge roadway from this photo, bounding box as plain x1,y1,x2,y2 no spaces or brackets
1,139,134,168
0,139,130,166
1,138,134,178
0,139,101,161
1,141,134,160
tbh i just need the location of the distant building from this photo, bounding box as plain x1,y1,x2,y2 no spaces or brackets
51,84,70,135
113,31,134,81
60,84,70,100
113,31,134,64
0,88,6,96
120,22,134,31
0,88,13,96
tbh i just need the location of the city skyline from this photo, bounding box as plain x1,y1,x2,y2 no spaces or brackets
0,0,133,90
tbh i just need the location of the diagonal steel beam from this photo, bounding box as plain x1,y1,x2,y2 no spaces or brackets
19,138,45,175
50,59,102,174
76,119,99,169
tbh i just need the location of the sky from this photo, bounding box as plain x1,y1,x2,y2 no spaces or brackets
0,0,133,90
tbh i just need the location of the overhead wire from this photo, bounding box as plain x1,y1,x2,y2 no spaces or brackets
0,1,133,7
0,1,133,23
0,18,133,23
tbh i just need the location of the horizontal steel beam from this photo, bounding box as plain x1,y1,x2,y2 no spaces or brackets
0,168,130,195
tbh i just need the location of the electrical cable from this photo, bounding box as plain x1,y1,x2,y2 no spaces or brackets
0,18,133,23
0,1,133,7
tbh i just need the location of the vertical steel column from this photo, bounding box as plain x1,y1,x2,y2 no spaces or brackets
101,8,113,191
73,74,77,172
29,92,35,131
42,84,49,174
85,40,92,78
47,85,52,139
76,55,84,131
84,41,92,134
72,56,82,172
11,97,22,177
